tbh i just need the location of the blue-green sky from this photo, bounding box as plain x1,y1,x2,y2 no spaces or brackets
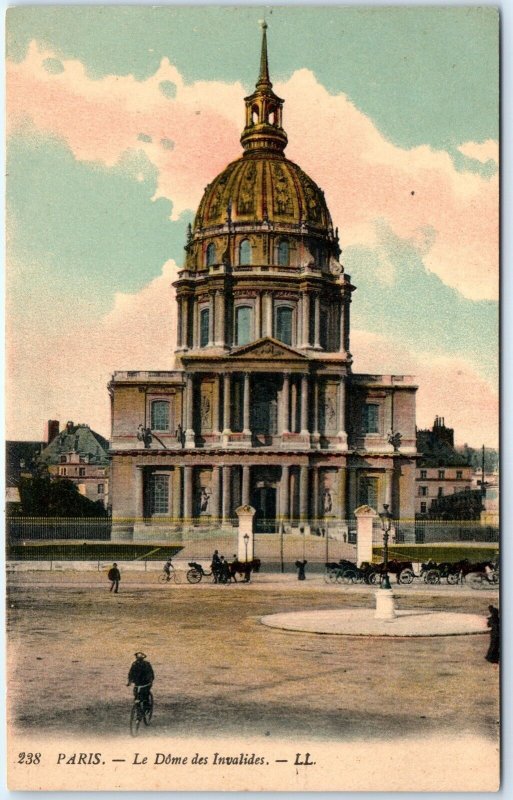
6,6,498,445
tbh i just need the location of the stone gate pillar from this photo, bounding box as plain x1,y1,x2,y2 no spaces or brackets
354,504,377,567
235,505,255,561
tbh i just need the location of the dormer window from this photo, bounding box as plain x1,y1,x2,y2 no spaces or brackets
277,239,289,267
206,243,216,267
239,239,252,266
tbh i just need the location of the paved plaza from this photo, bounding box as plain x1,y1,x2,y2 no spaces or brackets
7,569,499,746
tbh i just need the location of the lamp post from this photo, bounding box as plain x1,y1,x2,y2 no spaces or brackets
244,533,249,563
379,504,392,590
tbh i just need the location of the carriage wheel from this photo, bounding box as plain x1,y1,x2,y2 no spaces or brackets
335,571,345,583
446,572,459,585
186,568,202,584
328,571,339,584
398,568,414,585
367,572,378,585
342,569,357,584
425,570,441,585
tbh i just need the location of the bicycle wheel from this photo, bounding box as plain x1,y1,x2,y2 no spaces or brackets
398,568,414,585
130,704,142,736
187,568,202,584
158,573,169,584
171,569,182,584
143,692,154,726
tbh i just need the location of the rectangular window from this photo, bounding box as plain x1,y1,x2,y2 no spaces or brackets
98,483,104,494
79,467,86,477
149,474,169,515
438,487,443,497
59,467,66,476
420,502,427,513
60,455,67,464
358,476,378,509
235,306,252,346
200,307,209,347
151,400,170,431
438,470,445,480
364,404,379,434
420,486,428,496
456,471,463,480
276,306,293,345
420,470,427,479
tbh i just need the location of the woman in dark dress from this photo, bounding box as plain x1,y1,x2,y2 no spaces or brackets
295,560,307,581
486,605,499,664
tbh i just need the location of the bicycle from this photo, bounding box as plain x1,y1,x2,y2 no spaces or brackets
130,684,154,736
158,563,181,584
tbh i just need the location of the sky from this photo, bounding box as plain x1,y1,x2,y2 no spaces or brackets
5,5,499,447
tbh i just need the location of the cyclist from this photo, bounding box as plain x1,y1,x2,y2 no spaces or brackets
163,559,173,581
127,652,154,711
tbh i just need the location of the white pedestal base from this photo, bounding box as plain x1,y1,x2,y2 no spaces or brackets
374,590,396,620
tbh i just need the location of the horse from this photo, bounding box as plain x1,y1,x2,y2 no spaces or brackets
229,558,261,583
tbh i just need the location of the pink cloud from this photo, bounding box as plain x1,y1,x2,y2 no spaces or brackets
7,44,498,300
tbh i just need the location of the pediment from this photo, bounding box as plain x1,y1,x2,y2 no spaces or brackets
229,337,309,361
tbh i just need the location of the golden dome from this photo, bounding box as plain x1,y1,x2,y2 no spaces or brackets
194,155,332,231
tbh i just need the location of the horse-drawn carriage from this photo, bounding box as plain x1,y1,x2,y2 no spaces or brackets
323,557,499,588
324,559,415,585
186,559,261,584
415,558,499,586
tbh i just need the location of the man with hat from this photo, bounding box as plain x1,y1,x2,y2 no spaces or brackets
108,562,121,593
127,652,155,710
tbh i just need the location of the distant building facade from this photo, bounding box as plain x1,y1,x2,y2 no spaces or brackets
108,26,418,540
39,421,110,509
415,417,473,517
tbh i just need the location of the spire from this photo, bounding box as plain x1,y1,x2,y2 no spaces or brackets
257,20,271,88
240,21,288,155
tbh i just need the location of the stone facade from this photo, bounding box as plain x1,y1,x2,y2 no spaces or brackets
108,25,417,539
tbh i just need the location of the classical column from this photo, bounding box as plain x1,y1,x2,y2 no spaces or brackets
211,465,221,522
255,293,261,339
339,467,347,520
242,465,251,506
290,379,297,434
183,465,193,524
312,466,319,523
182,296,190,348
213,375,221,435
344,300,350,352
176,298,183,348
279,465,290,521
185,373,195,448
222,465,231,525
215,290,226,347
223,373,231,434
312,377,320,436
172,467,181,523
208,293,214,346
337,379,347,447
348,468,358,518
243,372,251,435
313,294,321,349
300,374,309,436
264,292,273,337
134,466,144,521
299,465,309,521
384,468,393,509
302,292,310,347
281,372,290,435
192,299,198,348
339,304,345,353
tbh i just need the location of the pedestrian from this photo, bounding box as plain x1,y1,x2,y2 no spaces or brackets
295,559,307,581
211,549,221,583
108,562,121,593
485,605,499,665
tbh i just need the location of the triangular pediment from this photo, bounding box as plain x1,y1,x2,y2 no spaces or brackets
230,337,309,360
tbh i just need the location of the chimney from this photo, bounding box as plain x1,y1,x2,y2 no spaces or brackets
45,420,59,445
66,421,74,434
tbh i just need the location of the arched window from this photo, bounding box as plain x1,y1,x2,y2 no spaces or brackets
206,243,216,267
239,239,252,266
252,105,259,125
235,306,252,346
268,107,275,125
276,306,293,346
200,307,210,347
277,239,289,266
151,400,170,431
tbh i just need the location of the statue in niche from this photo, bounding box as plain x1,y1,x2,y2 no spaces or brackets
324,396,336,424
303,180,321,222
238,164,256,214
137,425,153,448
199,486,212,514
201,395,212,427
272,164,293,215
323,487,333,514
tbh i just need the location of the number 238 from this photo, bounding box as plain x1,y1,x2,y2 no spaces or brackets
18,752,41,764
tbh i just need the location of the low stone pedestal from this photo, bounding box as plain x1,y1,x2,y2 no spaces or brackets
374,590,396,620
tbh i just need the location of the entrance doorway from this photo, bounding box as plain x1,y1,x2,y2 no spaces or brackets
252,486,277,533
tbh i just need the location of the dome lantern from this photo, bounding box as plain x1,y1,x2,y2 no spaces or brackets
240,22,288,155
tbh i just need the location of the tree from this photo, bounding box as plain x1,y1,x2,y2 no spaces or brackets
18,472,107,517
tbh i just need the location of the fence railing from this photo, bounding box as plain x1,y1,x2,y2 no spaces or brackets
6,516,112,542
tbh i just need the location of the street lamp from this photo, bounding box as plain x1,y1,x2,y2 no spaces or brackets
379,504,393,590
244,533,249,563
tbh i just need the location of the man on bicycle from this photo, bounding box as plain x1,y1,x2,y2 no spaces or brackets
127,652,154,710
163,560,173,581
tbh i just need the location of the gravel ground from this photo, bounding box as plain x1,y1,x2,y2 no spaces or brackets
7,571,499,744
